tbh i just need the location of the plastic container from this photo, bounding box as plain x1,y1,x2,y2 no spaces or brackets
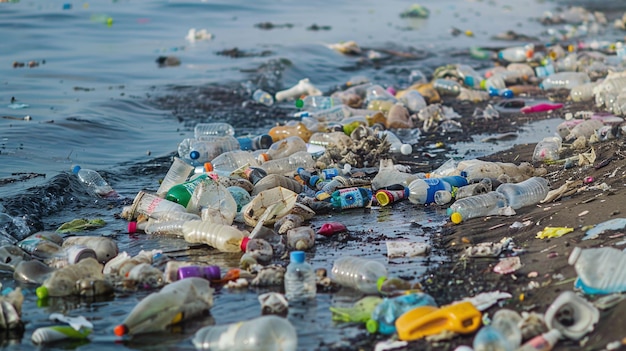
495,176,549,210
177,265,221,281
473,325,513,351
544,291,598,340
491,309,523,349
296,95,342,111
395,301,482,341
36,257,104,298
432,79,462,96
407,178,453,205
177,136,241,164
156,157,194,197
532,136,562,162
252,89,274,106
516,329,561,351
570,81,600,102
46,245,98,269
284,251,316,302
540,72,590,90
398,90,427,113
259,151,315,175
286,227,315,251
568,246,626,294
375,186,410,206
115,278,214,336
330,187,373,210
206,150,260,173
147,220,246,252
457,64,484,89
275,78,322,102
193,182,237,225
14,260,55,284
227,186,252,212
364,84,397,105
236,134,274,151
448,191,509,224
71,165,119,198
498,44,533,63
564,119,603,141
165,173,210,207
308,131,352,147
268,122,313,142
371,160,419,190
378,131,412,155
366,292,437,335
32,325,92,344
193,122,235,139
192,315,297,351
258,136,308,162
385,103,412,129
331,256,387,295
252,174,305,196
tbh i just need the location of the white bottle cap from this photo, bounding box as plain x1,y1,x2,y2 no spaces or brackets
400,144,412,155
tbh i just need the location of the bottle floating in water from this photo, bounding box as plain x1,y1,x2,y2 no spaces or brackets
253,89,274,106
72,165,119,198
36,258,104,299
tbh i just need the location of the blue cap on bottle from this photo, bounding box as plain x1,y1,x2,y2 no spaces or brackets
464,76,475,88
189,151,200,160
71,165,81,174
309,175,321,187
290,251,305,263
501,89,514,98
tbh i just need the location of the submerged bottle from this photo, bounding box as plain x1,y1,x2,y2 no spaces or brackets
331,256,388,295
495,177,549,210
72,165,119,198
540,72,590,90
156,157,194,197
284,251,316,302
193,122,235,139
568,246,626,294
192,315,297,351
448,191,509,224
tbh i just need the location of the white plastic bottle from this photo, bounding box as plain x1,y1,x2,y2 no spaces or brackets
570,81,600,102
568,247,626,294
495,177,549,210
331,256,388,295
284,251,316,302
147,220,246,252
540,72,590,90
192,315,297,351
407,178,453,205
448,191,509,224
193,122,235,139
497,44,534,63
72,165,119,198
259,151,315,175
156,157,194,197
178,135,241,164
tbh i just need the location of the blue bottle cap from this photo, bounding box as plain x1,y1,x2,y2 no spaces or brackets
189,151,200,160
464,76,474,88
309,175,321,187
290,251,305,263
501,89,514,98
71,165,81,174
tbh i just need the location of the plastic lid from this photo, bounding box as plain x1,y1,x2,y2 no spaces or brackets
257,134,273,149
114,324,128,337
450,212,463,224
501,89,514,98
189,150,200,160
366,319,379,334
295,99,304,109
375,191,392,206
128,222,137,234
400,144,412,155
204,163,214,172
376,276,387,292
479,80,487,90
178,266,203,280
71,165,81,174
203,265,221,281
464,76,474,88
290,251,305,263
36,286,48,299
258,153,270,163
240,237,250,252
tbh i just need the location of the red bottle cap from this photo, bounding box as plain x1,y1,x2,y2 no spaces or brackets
128,222,137,234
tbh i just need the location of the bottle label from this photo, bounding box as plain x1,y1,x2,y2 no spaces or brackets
423,178,447,204
335,187,369,209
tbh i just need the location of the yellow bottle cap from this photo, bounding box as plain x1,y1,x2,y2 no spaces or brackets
450,212,463,224
375,191,391,206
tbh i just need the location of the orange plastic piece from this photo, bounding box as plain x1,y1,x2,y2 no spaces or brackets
211,268,240,284
395,301,482,341
269,122,312,142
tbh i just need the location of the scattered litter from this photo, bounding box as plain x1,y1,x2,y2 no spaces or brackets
374,340,408,351
583,218,626,240
386,241,431,258
536,226,574,239
399,4,430,18
185,28,213,42
460,291,513,311
464,237,513,257
56,218,106,233
493,256,522,274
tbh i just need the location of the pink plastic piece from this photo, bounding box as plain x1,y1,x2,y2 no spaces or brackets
520,103,563,114
317,222,348,237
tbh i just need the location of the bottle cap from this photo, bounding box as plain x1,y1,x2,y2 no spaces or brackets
450,212,463,224
128,222,137,234
178,266,203,280
189,150,200,160
36,286,48,299
400,144,412,155
71,165,81,174
295,99,304,109
375,191,392,206
114,324,128,336
257,153,270,163
237,137,253,151
290,251,305,263
366,319,379,334
240,237,250,252
203,265,221,281
204,163,214,172
309,175,321,187
376,276,387,292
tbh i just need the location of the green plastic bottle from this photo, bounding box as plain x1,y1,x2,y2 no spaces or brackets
165,174,209,207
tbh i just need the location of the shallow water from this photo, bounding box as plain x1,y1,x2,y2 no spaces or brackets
1,0,625,350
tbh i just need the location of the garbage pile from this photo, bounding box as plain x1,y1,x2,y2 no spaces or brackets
2,6,626,349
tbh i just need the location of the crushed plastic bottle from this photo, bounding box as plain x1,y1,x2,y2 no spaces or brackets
366,292,437,335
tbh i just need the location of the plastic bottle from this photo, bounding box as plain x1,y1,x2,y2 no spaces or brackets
378,131,412,155
227,186,251,212
532,136,562,162
364,84,397,105
268,122,313,142
122,190,200,222
375,186,410,206
252,89,274,106
296,95,342,111
236,134,274,151
71,165,119,198
407,178,453,205
192,315,297,351
32,325,92,345
165,173,211,207
564,119,603,141
457,64,484,89
115,278,214,336
259,151,315,175
570,81,600,102
568,246,626,294
275,78,322,102
45,245,98,269
448,191,509,224
308,131,352,147
145,220,246,252
284,250,316,302
455,179,492,200
206,150,260,173
155,157,194,197
17,231,64,259
398,90,427,113
495,177,549,210
190,181,237,225
330,187,373,211
178,136,241,165
498,44,534,63
516,329,561,351
540,72,590,90
14,259,55,284
371,160,420,191
331,256,387,295
258,136,308,162
36,257,104,299
286,227,315,251
193,122,235,139
491,309,523,350
473,325,513,351
432,79,462,96
252,174,305,196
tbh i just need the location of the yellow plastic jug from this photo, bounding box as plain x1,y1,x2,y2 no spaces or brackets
395,301,482,341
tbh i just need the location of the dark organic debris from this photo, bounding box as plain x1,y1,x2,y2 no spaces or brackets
216,48,273,58
307,24,331,31
254,22,294,30
155,56,180,67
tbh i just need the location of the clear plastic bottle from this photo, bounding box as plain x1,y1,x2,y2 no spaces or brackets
258,136,308,162
296,95,342,111
378,131,412,155
331,256,388,295
156,157,194,197
192,315,297,351
252,89,274,106
570,81,600,102
473,325,513,351
491,309,522,350
35,257,103,298
284,250,316,302
564,119,604,141
191,182,237,225
193,122,235,139
308,131,352,147
540,72,590,90
495,177,549,210
236,134,274,151
122,190,200,221
268,122,313,142
371,160,419,191
457,64,484,89
178,136,241,164
71,165,119,198
568,246,626,294
398,90,427,113
206,150,260,173
497,44,534,63
532,136,562,162
286,227,315,251
165,173,211,207
252,174,305,196
275,78,322,102
432,79,462,96
407,178,453,205
455,178,492,200
448,191,509,224
259,151,315,175
364,84,397,105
